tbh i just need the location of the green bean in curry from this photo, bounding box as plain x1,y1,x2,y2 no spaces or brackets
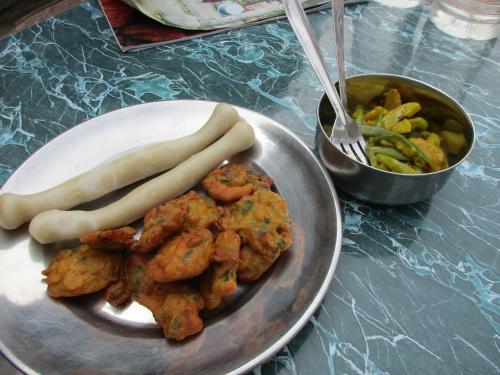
322,87,468,174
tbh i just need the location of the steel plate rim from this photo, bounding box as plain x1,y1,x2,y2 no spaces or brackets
0,99,343,375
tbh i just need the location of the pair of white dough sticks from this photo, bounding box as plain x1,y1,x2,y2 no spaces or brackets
0,103,255,244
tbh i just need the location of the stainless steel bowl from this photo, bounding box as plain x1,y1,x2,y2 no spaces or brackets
315,73,475,205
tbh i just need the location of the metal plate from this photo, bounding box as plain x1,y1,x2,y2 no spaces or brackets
0,100,342,375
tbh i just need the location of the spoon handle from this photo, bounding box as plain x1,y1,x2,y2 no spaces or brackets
332,0,347,109
283,0,347,127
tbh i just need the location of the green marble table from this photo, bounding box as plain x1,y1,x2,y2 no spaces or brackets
0,1,499,374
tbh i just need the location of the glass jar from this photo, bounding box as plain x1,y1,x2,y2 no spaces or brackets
431,0,500,40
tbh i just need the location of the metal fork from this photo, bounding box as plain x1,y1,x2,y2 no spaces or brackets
283,0,369,164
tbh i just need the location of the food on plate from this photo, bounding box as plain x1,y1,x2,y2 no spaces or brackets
220,189,293,263
148,228,214,283
80,226,136,251
0,103,239,230
133,191,220,253
114,253,156,306
176,191,221,230
107,253,205,340
132,191,220,253
155,288,205,340
201,163,272,202
104,278,132,307
199,230,240,309
237,245,276,282
212,229,241,263
132,200,188,253
43,162,293,341
41,245,121,297
104,253,168,308
322,87,468,173
29,121,255,244
119,254,166,303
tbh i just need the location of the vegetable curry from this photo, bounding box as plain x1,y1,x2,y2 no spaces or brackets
323,87,467,174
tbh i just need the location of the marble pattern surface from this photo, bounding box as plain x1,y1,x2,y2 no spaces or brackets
0,1,499,374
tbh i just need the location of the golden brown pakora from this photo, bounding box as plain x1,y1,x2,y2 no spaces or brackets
133,191,220,253
237,245,278,282
219,189,293,263
154,289,205,340
200,263,238,310
123,254,166,303
41,245,121,297
202,163,272,202
41,162,293,342
212,229,241,263
80,226,136,251
176,191,221,230
104,252,147,307
104,278,131,307
199,268,221,310
109,254,204,340
148,228,214,283
132,200,188,253
199,230,240,309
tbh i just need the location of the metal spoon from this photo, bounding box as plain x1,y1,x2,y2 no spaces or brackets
283,0,368,164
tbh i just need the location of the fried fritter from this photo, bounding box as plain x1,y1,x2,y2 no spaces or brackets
104,279,131,307
125,254,168,304
112,254,204,340
176,191,221,230
200,230,240,309
135,278,201,339
148,228,214,283
237,245,277,282
212,229,241,263
199,268,221,310
104,253,157,307
202,163,273,202
219,189,293,262
41,162,292,341
133,191,220,253
200,263,238,310
42,245,121,297
104,251,147,307
111,254,186,312
132,200,188,253
154,289,205,340
80,226,136,251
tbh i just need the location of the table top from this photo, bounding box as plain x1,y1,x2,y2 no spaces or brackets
1,1,499,374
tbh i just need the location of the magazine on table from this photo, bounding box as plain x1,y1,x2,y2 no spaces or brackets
99,0,365,51
121,0,331,30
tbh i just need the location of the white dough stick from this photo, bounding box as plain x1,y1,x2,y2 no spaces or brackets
0,103,239,230
29,121,255,244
